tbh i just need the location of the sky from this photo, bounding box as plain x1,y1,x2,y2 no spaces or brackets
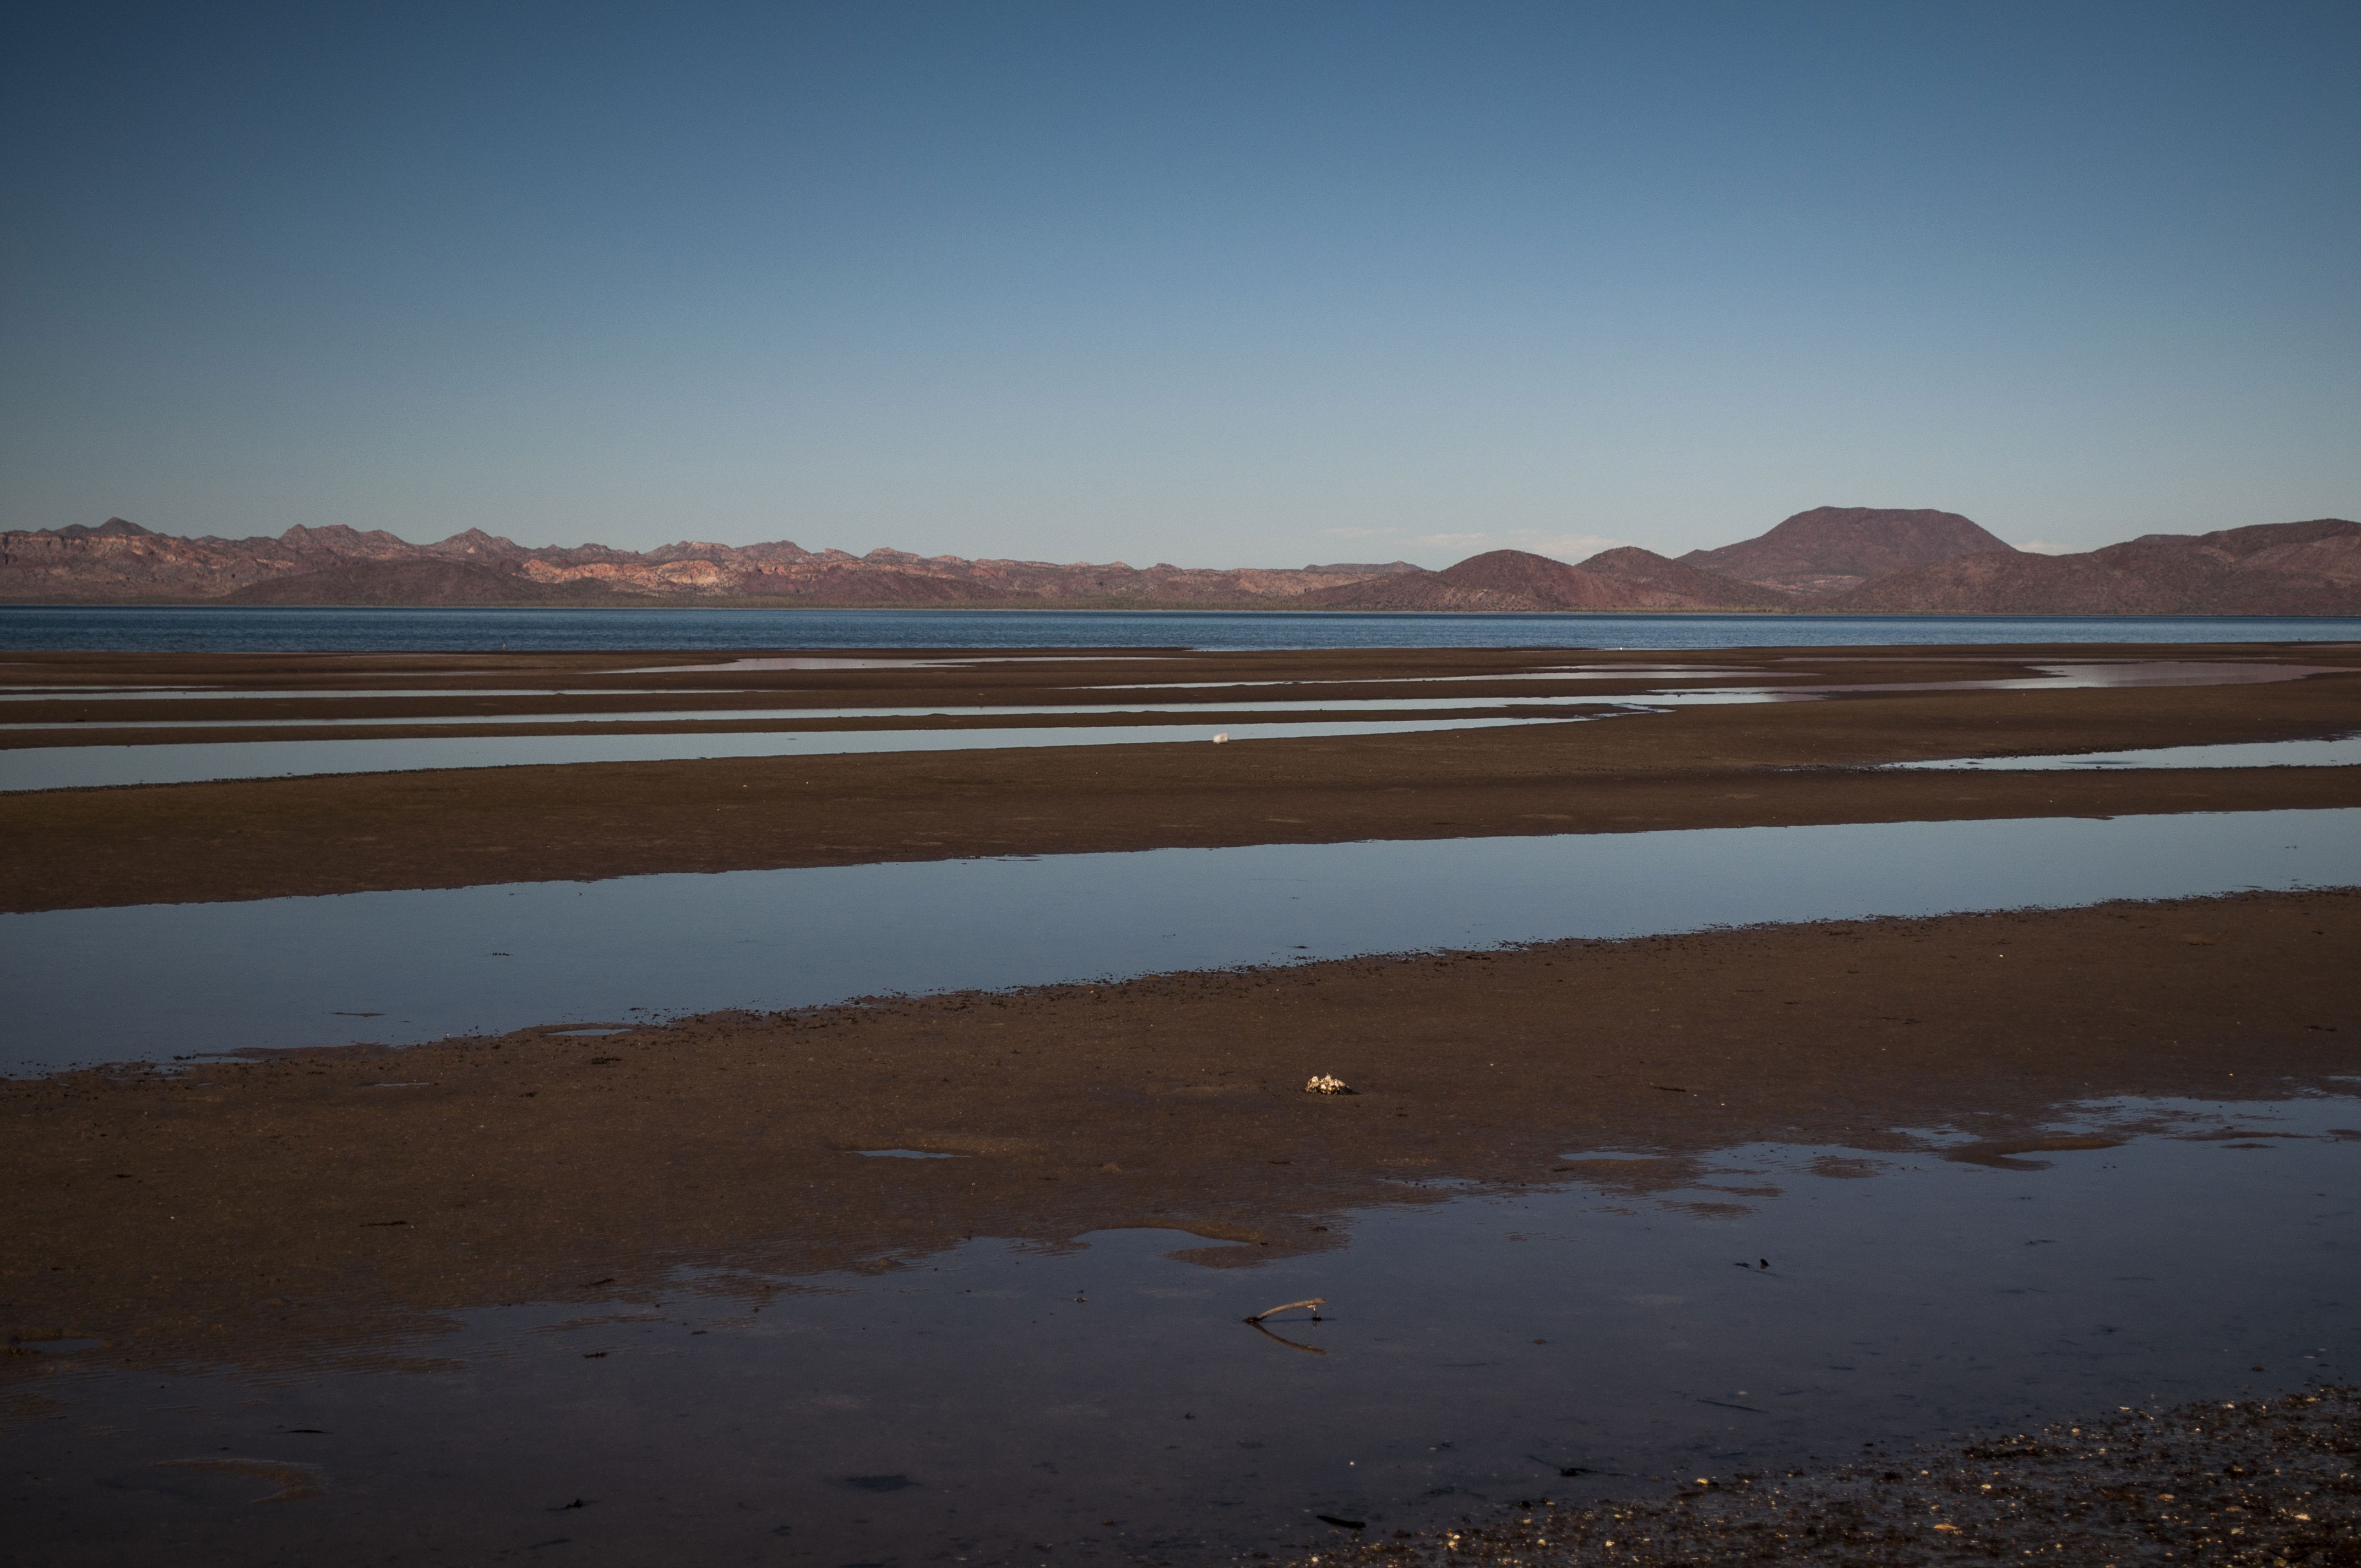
3,2,2356,568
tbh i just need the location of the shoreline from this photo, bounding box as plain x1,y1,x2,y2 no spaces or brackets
1266,1387,2357,1566
15,600,2361,624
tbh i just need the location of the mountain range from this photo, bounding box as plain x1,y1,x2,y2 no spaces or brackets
3,507,2356,616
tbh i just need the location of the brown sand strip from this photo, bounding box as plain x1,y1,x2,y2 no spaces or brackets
5,888,2354,1379
6,673,2360,912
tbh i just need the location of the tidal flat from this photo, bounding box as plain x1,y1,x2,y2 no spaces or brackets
5,639,2361,911
3,640,2358,1565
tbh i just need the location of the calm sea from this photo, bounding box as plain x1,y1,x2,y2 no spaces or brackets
4,603,2359,654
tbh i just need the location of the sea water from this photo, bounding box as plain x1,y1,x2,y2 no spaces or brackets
6,603,2359,654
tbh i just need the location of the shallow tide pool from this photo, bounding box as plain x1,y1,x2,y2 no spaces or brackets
0,712,1596,792
1894,733,2361,771
6,808,2356,1076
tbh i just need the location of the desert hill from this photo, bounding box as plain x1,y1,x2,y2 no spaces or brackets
1574,547,1798,609
1681,507,2015,595
1301,549,1641,611
1304,547,1792,612
1831,518,2361,616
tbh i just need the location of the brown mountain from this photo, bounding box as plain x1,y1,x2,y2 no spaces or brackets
1304,550,1626,611
1573,547,1797,609
218,559,628,606
1682,507,2015,595
1830,519,2361,616
1303,548,1789,612
0,518,1417,605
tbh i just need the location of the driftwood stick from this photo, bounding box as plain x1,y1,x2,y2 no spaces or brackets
1244,1297,1326,1324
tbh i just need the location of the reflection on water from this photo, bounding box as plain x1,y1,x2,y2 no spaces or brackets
1113,658,2343,696
10,1092,2353,1566
1896,732,2361,771
0,692,1656,733
0,686,746,701
1921,658,2343,689
6,808,2356,1075
633,654,1182,672
0,712,1593,793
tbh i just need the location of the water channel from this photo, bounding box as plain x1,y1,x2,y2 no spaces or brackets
8,808,2356,1076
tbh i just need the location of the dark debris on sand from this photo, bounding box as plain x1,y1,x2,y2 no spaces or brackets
1255,1387,2357,1566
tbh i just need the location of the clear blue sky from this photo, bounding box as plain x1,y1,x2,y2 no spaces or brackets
4,2,2355,567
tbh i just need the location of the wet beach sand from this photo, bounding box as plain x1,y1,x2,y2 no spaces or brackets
4,640,2360,1563
8,888,2359,1370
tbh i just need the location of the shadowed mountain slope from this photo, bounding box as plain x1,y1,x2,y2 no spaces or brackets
1302,548,1789,612
1573,547,1797,609
217,559,636,605
1682,507,2016,595
1426,548,1649,608
1831,518,2361,615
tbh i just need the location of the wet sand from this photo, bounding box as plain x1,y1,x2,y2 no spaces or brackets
4,643,2359,911
6,887,2355,1378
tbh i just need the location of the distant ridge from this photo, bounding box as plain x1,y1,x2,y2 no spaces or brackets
1830,519,2361,615
1303,548,1791,612
1438,549,1653,608
4,511,2355,614
1682,507,2015,596
1574,547,1797,609
0,521,1408,606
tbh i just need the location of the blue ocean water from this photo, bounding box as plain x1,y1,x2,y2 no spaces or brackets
5,603,2360,653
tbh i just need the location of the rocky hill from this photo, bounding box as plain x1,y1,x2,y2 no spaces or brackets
1681,507,2015,595
218,559,619,605
1830,518,2361,615
1571,547,1799,609
1303,547,1793,612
